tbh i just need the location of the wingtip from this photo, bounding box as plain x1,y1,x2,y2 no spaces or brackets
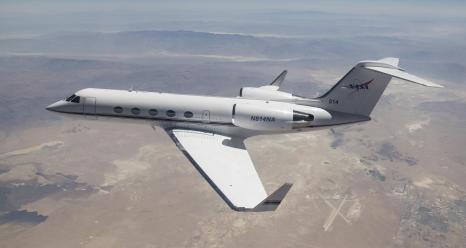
430,83,445,88
418,80,444,88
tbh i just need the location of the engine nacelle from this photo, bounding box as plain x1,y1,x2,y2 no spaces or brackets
233,103,293,131
239,87,293,101
232,103,332,131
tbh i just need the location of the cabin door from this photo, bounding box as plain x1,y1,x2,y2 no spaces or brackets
83,97,96,116
201,110,210,122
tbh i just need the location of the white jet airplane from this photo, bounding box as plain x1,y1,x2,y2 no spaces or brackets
46,58,442,211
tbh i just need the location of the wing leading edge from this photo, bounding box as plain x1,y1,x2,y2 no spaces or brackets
167,129,291,211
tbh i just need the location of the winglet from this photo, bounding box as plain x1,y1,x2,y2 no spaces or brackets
270,70,288,87
250,183,293,212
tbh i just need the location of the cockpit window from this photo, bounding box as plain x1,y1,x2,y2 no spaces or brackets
65,94,80,103
70,96,80,103
65,94,76,102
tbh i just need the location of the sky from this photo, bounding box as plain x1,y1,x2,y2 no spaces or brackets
1,1,465,14
1,0,466,37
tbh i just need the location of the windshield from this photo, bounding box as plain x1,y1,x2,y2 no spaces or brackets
65,94,76,101
65,94,80,103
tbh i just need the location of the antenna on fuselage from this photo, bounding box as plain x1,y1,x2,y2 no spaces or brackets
129,84,134,92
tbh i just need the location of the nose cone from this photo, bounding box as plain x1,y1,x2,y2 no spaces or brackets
46,100,66,112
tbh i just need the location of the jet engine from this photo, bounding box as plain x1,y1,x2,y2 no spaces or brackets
232,103,332,131
239,87,293,101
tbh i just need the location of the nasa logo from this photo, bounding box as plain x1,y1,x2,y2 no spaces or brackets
346,79,374,90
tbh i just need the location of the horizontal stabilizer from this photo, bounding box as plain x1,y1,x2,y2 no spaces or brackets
365,66,443,88
359,57,443,88
248,183,293,212
374,57,399,67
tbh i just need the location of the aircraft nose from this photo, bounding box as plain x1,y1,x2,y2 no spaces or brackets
46,100,65,112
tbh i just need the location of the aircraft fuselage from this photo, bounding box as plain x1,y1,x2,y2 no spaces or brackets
47,88,334,137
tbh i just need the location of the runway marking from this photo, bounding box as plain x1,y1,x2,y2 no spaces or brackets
320,194,352,231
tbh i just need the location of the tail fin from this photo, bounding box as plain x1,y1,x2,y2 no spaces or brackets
317,58,442,117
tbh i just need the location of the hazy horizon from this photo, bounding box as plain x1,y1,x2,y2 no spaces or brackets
2,0,466,37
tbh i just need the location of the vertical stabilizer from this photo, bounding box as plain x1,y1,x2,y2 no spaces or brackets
316,58,441,117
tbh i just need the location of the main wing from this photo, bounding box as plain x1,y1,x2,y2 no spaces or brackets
166,129,292,211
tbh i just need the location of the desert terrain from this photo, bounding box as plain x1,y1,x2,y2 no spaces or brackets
1,6,466,247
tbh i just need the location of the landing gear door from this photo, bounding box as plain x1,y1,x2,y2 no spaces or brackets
83,97,97,119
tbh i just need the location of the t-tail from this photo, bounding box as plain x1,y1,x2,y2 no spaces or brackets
312,58,442,119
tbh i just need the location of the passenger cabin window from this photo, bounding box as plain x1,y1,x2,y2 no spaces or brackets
131,108,141,115
184,111,193,118
166,110,176,117
149,109,158,116
114,106,123,113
